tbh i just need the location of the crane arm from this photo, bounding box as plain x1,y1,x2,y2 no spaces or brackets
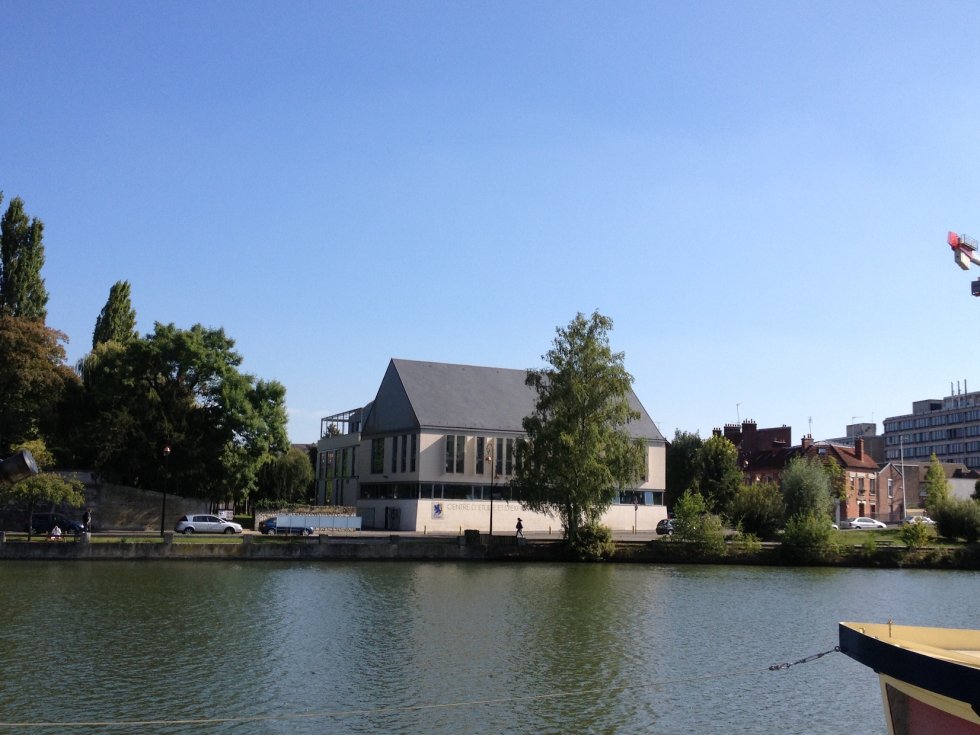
949,231,980,270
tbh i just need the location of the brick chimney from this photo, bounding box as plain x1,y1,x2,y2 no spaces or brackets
855,437,864,460
801,434,813,450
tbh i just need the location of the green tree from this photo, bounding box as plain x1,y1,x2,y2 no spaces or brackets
822,458,847,503
75,322,289,506
0,316,79,455
694,434,742,514
923,453,951,514
255,446,315,505
727,481,785,539
672,489,726,555
513,311,646,546
781,456,833,519
933,498,980,543
0,195,48,321
666,429,702,510
92,280,138,347
4,439,84,540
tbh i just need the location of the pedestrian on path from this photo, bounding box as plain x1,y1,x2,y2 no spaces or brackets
516,518,524,538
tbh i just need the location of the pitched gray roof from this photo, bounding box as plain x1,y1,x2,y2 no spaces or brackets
361,358,664,442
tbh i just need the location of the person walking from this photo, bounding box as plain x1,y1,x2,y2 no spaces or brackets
516,518,524,538
83,508,92,532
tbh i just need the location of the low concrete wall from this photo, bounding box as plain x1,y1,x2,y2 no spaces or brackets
0,535,490,561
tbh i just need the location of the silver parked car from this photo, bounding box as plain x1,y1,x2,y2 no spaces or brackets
904,515,936,525
174,514,243,534
843,517,886,530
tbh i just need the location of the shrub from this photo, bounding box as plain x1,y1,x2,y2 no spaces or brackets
899,521,935,550
781,512,841,563
933,499,980,543
729,526,762,555
726,482,784,539
565,523,615,561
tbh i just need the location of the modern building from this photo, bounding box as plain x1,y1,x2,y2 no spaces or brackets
315,358,667,533
883,383,980,471
821,423,886,464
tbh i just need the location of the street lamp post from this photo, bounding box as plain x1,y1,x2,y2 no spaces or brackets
487,441,494,538
160,445,171,537
899,435,907,520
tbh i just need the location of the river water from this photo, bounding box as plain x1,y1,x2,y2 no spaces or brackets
0,561,977,734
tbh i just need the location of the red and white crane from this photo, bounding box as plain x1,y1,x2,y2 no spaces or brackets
948,231,980,296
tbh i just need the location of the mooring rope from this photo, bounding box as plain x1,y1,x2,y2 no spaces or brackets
0,646,841,729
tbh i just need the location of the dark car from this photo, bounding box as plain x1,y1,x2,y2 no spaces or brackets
655,518,674,536
29,513,85,536
259,517,315,536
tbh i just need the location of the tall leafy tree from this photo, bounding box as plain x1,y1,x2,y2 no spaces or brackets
781,456,833,519
0,195,48,321
512,311,646,545
923,453,951,513
92,280,137,347
0,316,78,455
694,434,742,514
76,322,289,505
666,429,702,510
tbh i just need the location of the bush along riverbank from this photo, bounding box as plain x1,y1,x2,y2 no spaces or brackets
611,537,980,569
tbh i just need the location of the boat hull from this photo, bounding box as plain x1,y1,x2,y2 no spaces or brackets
839,622,980,735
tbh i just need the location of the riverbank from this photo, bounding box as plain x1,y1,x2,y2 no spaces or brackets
2,531,979,568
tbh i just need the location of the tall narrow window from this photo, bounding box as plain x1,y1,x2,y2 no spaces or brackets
371,438,384,474
400,435,407,473
410,434,417,473
391,436,398,474
455,435,465,474
496,438,504,477
505,438,514,475
476,437,485,475
446,435,465,474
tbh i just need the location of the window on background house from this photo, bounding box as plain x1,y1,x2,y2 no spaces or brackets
371,438,384,474
888,478,894,498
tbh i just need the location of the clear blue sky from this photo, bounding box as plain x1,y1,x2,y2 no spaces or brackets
3,1,979,444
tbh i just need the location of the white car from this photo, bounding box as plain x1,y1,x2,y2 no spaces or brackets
174,514,243,534
844,517,886,530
